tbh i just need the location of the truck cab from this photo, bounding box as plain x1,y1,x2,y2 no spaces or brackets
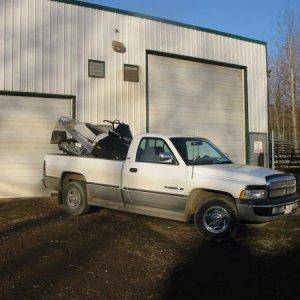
43,133,299,241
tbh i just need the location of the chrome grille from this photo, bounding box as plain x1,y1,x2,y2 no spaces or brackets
267,175,297,198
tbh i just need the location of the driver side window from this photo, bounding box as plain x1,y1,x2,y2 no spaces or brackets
136,138,173,163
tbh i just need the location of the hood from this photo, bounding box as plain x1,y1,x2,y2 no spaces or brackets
192,163,283,185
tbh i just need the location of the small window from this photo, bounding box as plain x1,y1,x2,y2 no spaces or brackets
88,60,105,78
124,64,139,82
136,137,175,164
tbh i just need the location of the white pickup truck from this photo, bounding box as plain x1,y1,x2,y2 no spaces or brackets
43,133,299,241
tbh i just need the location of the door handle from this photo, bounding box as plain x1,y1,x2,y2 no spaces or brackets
129,168,138,173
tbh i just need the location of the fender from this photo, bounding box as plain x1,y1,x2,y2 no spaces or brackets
185,188,236,220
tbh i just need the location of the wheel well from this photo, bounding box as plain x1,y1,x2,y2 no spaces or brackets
61,172,86,188
58,172,87,204
186,188,236,220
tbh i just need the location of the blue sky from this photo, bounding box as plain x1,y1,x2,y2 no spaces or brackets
86,0,299,46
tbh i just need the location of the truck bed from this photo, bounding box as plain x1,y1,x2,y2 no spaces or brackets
45,154,124,188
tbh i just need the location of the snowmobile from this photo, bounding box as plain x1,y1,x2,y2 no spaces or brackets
51,117,133,160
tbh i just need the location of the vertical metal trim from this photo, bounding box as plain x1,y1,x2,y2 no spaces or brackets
244,67,250,164
72,96,76,119
265,44,270,167
145,50,149,132
271,130,275,169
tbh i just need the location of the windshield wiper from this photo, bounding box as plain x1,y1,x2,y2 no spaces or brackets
192,160,232,165
193,160,214,165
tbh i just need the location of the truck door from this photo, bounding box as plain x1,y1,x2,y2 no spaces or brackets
122,137,187,212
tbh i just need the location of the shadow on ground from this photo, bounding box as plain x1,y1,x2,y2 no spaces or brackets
0,198,299,299
163,234,300,299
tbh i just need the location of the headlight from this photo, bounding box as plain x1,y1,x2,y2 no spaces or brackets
240,189,266,199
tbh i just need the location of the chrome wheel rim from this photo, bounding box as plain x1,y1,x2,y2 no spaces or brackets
203,206,230,234
66,188,81,209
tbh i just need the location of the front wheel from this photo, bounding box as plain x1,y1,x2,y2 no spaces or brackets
194,196,239,241
62,181,90,216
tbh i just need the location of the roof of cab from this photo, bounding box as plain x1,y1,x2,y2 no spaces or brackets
135,133,206,139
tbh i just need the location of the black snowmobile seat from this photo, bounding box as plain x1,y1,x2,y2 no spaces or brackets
86,123,110,136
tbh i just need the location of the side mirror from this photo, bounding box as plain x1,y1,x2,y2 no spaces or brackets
159,152,174,164
225,153,230,158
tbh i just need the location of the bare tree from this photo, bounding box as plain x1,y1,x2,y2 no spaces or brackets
269,7,300,147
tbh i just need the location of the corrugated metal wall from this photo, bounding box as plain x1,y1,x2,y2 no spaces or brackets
0,0,268,135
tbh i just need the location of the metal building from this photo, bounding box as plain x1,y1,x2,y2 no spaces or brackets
0,0,268,198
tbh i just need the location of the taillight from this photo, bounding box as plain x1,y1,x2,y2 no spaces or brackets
43,161,46,177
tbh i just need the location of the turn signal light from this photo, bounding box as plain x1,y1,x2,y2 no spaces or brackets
240,189,266,199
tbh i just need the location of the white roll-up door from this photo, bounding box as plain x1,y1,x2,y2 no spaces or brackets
0,95,73,198
148,54,246,164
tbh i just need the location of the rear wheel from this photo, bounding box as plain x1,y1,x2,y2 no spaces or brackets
194,196,239,241
62,181,90,216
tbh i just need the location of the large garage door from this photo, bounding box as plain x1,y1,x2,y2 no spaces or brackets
148,54,246,164
0,95,73,198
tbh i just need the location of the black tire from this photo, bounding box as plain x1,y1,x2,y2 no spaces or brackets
194,196,239,242
62,181,90,216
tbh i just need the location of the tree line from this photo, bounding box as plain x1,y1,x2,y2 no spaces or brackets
268,8,300,148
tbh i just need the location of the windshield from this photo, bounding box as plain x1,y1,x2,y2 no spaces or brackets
170,137,232,165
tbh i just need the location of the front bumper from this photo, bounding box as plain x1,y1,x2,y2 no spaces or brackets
236,193,300,223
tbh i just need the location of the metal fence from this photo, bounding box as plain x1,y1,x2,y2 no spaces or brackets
269,133,300,187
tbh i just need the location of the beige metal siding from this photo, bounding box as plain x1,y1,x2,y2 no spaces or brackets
148,54,245,163
0,0,268,136
0,95,72,198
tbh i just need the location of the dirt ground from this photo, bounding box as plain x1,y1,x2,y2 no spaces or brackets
0,197,299,299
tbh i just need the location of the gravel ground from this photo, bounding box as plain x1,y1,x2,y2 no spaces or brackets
0,197,299,299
